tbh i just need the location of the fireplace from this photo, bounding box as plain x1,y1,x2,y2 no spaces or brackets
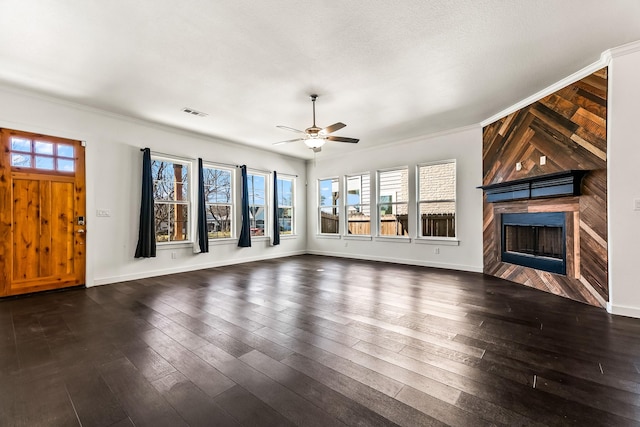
501,212,566,275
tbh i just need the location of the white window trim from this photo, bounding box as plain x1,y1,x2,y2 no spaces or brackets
376,167,410,238
202,162,236,242
344,172,372,237
151,154,194,245
317,176,340,236
276,174,296,237
247,169,270,238
416,159,457,240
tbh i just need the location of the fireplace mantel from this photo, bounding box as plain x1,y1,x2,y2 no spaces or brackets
478,170,588,203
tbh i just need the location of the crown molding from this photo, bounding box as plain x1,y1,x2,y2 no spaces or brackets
0,82,305,162
482,40,640,128
606,39,640,59
481,56,610,128
309,123,481,164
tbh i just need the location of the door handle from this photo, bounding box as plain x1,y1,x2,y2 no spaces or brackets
77,229,85,233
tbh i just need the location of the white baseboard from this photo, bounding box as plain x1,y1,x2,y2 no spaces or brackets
91,250,306,286
607,303,640,319
305,250,483,273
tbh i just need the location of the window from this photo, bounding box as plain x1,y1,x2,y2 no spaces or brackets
276,176,294,235
10,136,75,172
345,173,370,235
152,157,190,243
247,172,267,237
318,178,339,234
418,161,456,238
377,168,409,236
203,165,234,239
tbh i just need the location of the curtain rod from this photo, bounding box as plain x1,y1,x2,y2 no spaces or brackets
236,165,298,177
140,149,297,177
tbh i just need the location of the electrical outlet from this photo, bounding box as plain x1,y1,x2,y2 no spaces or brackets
434,247,440,254
540,155,547,165
96,209,111,217
171,252,177,259
634,199,640,211
516,162,522,171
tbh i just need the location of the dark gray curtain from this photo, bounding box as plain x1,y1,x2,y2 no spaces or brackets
197,158,209,253
272,171,280,246
134,148,156,258
238,165,251,247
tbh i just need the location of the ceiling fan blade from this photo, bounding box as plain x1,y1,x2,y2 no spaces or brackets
327,135,359,144
276,125,305,134
322,122,346,134
273,138,306,146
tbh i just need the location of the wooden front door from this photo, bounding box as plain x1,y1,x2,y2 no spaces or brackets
0,128,86,296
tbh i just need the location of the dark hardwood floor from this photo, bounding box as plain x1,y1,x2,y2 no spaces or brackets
2,254,640,426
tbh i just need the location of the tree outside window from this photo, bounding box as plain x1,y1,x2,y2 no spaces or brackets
152,158,189,242
248,173,267,236
203,166,233,239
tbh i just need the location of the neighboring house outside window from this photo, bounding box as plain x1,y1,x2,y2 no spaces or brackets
345,173,370,235
417,161,456,238
202,164,234,239
277,176,294,235
318,177,339,234
377,168,409,236
152,157,190,243
247,172,268,237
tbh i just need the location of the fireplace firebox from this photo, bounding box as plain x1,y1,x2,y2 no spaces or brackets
501,212,566,275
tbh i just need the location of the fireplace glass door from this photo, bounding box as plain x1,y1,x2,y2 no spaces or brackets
504,225,563,259
501,212,566,275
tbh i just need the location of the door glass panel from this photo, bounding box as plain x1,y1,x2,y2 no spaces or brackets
11,153,31,167
11,138,31,152
57,144,74,158
35,141,54,155
57,158,75,172
35,156,55,170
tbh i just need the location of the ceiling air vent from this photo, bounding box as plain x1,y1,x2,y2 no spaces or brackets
181,107,208,117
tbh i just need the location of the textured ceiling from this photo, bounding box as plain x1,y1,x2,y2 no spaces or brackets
1,1,639,159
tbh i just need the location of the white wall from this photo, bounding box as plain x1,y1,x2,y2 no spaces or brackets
608,43,640,317
306,126,484,272
0,86,307,287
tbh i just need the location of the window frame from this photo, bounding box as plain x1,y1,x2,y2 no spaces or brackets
318,176,340,235
276,174,295,236
202,163,235,241
246,170,269,238
151,154,192,245
9,135,77,174
416,159,457,240
376,166,410,238
344,172,371,237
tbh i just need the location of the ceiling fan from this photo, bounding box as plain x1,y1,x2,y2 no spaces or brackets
274,94,359,153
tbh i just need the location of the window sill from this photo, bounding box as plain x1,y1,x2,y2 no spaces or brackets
156,242,194,249
343,235,372,241
279,234,298,240
209,238,238,246
251,236,271,242
414,237,460,246
316,234,341,239
375,236,411,243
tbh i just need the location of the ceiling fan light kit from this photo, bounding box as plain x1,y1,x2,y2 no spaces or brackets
274,94,359,152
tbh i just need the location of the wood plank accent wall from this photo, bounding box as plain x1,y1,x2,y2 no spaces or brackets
482,68,608,307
